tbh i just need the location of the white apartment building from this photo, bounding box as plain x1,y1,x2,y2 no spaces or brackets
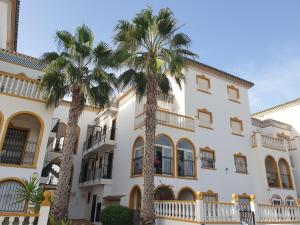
1,1,300,225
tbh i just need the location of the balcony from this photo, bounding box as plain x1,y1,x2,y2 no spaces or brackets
79,167,112,187
131,156,174,176
0,72,44,102
0,141,37,166
134,109,194,131
83,127,116,155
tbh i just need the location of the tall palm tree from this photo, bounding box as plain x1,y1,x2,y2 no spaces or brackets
114,8,196,225
40,25,117,220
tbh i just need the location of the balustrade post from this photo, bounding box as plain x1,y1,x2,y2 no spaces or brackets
231,193,240,222
255,132,262,149
195,192,204,222
37,191,51,225
249,194,258,224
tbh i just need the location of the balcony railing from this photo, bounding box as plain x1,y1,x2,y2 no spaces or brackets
0,73,43,101
261,135,285,151
83,127,116,152
201,157,215,169
79,167,112,183
154,156,173,175
0,141,37,166
257,204,300,223
178,159,195,177
134,109,194,131
132,156,143,175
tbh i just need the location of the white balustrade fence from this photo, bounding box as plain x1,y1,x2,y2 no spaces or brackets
203,202,240,223
155,201,196,221
0,74,43,101
257,204,300,223
0,191,50,225
134,110,194,131
261,135,285,151
0,212,38,225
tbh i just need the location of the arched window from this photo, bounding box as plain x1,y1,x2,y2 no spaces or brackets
278,158,293,189
132,137,144,175
286,196,296,206
177,139,195,177
0,112,44,167
271,195,282,205
129,186,142,211
0,179,25,212
177,187,196,200
265,156,280,188
155,135,173,175
154,185,175,200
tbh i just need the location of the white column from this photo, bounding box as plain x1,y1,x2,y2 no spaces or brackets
255,132,263,149
195,192,204,222
37,191,51,225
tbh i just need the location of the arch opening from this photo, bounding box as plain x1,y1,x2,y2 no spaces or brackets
177,139,195,177
155,135,173,176
177,187,196,200
132,137,144,176
265,156,280,188
129,186,142,211
154,185,175,200
278,158,293,189
0,112,44,166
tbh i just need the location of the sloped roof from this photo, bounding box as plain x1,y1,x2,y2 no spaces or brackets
0,48,44,71
253,97,300,117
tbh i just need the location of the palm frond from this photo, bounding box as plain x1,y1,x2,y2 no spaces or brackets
56,31,75,50
40,52,60,64
75,24,94,47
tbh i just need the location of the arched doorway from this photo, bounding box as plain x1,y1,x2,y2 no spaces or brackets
278,158,293,189
129,185,142,211
176,138,196,178
265,156,280,188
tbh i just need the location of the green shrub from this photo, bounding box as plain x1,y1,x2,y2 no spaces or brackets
100,205,133,225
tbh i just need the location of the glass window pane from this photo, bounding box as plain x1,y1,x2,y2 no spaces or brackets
156,136,172,147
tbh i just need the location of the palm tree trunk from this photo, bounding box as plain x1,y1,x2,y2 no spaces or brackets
52,89,82,220
141,73,157,225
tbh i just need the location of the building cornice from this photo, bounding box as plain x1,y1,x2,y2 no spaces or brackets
185,58,254,88
253,97,300,117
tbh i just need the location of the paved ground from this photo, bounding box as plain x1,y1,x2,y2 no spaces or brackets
71,219,95,225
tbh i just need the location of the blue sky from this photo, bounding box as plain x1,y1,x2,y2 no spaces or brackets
18,0,300,112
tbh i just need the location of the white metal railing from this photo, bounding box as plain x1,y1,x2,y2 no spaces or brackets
0,73,43,101
203,202,239,223
257,204,300,223
134,109,194,131
155,201,196,221
261,135,285,151
288,139,297,150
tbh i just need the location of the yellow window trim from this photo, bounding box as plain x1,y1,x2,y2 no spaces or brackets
196,74,211,93
0,111,45,168
175,138,197,179
234,153,248,174
227,84,240,100
0,111,3,134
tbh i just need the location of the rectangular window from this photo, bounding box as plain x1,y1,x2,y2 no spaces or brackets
234,154,248,173
200,148,215,169
227,85,240,102
87,192,91,203
231,117,243,135
197,75,211,93
198,109,213,129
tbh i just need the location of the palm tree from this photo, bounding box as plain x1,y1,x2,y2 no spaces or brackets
114,8,196,225
40,25,117,220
